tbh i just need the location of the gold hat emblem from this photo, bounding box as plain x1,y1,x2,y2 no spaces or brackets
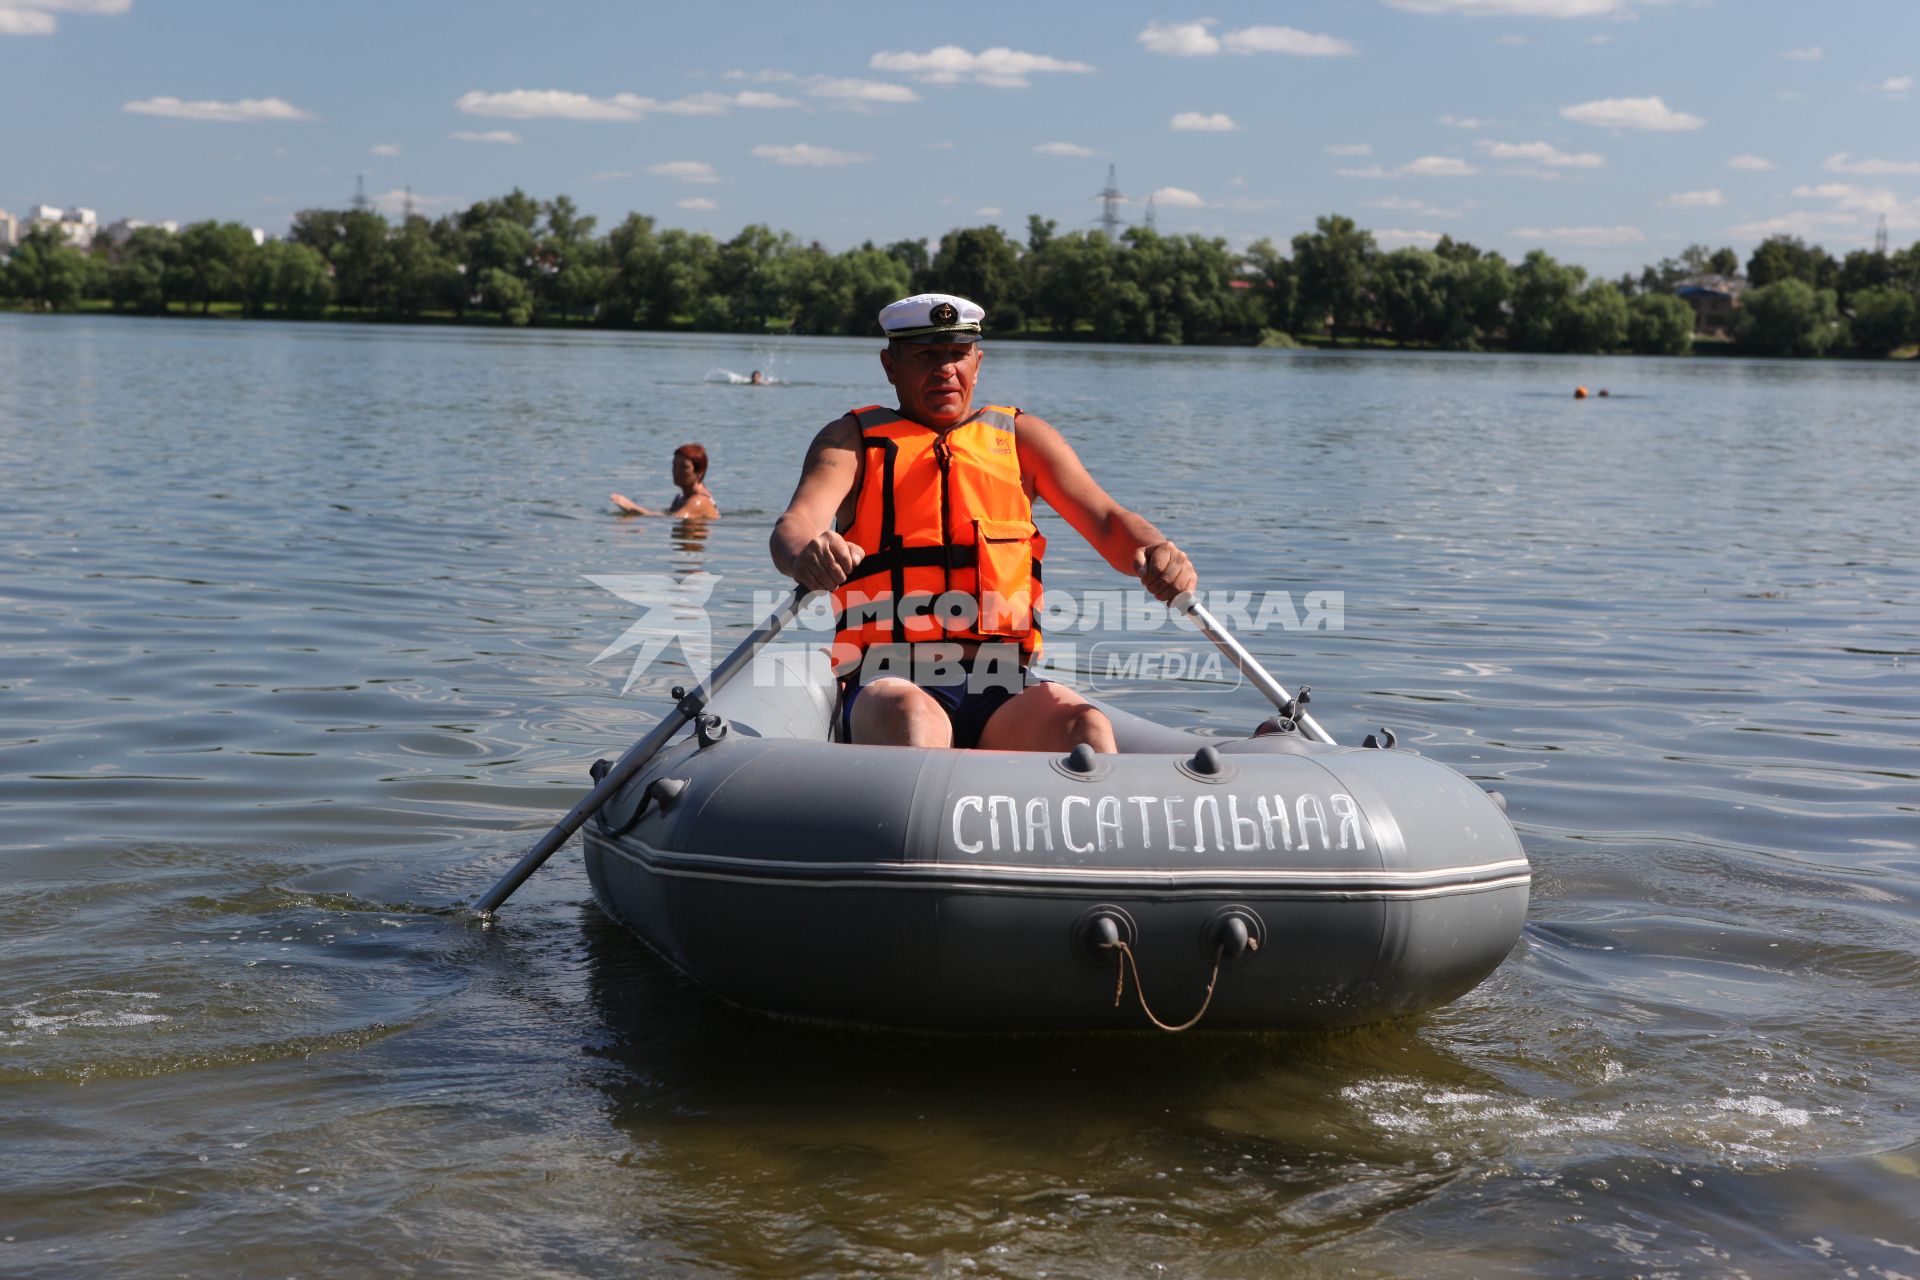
930,301,959,325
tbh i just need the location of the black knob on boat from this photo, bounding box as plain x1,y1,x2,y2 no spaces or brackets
1190,744,1223,775
696,715,729,748
1202,907,1265,966
1065,742,1099,774
1071,904,1136,964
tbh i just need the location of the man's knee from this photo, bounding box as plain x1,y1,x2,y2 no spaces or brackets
850,679,950,746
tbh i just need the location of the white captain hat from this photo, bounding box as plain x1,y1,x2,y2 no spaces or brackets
878,292,985,343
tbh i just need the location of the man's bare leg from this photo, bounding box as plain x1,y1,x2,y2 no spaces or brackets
847,678,955,748
975,683,1117,753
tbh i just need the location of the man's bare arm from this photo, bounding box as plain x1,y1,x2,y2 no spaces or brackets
1017,413,1197,601
770,415,865,590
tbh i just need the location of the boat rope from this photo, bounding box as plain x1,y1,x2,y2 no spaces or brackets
1101,937,1255,1033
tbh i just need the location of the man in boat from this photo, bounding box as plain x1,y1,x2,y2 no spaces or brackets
771,292,1195,751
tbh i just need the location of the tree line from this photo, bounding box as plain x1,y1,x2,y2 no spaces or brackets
5,189,1919,358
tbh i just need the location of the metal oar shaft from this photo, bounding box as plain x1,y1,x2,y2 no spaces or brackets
1179,596,1337,745
471,586,808,914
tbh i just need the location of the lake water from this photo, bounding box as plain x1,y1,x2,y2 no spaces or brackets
2,312,1917,1277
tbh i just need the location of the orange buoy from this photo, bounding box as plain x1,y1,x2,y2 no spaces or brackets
1574,386,1589,399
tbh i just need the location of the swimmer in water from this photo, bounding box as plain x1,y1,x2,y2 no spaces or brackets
611,443,720,519
749,370,766,385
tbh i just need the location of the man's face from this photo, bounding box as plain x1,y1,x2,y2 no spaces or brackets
881,340,982,430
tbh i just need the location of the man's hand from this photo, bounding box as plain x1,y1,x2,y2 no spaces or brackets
1132,540,1196,603
790,530,865,592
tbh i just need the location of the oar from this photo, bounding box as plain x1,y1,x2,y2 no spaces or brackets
471,585,810,914
1175,592,1337,745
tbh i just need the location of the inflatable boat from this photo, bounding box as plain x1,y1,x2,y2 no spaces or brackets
579,643,1529,1032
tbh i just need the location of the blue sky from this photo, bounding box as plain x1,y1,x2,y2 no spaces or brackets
3,0,1916,276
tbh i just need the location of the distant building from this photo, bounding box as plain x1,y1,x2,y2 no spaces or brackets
29,204,100,249
1673,274,1747,336
105,217,182,246
0,208,17,251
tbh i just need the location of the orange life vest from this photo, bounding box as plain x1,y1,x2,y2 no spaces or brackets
831,404,1045,669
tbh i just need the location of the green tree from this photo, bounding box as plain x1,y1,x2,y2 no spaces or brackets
1242,237,1296,333
1369,248,1447,346
245,240,333,316
1747,235,1835,289
1438,252,1510,350
478,266,533,325
1625,293,1695,355
3,228,90,310
1508,249,1585,352
1027,230,1117,337
175,221,258,313
1836,248,1894,309
1707,247,1740,276
1847,286,1917,357
929,225,1024,330
711,224,803,332
1736,278,1840,356
1559,281,1628,354
1291,214,1376,342
108,225,178,313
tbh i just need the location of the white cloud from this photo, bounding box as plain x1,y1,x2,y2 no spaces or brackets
723,69,801,83
1727,154,1777,172
868,45,1093,88
1377,229,1446,245
457,89,638,121
808,78,919,106
647,160,721,183
676,198,718,211
1326,143,1373,156
1384,0,1623,14
751,143,872,167
452,130,520,144
1150,187,1207,209
1481,139,1604,167
1034,141,1095,157
123,95,316,123
1221,25,1356,56
1823,152,1920,176
1589,33,1611,44
1792,183,1920,229
1877,76,1914,98
1438,114,1487,128
1137,20,1219,56
454,87,797,122
1368,196,1466,218
975,206,1003,216
1783,45,1823,61
1658,189,1724,208
1497,34,1528,44
1339,155,1480,178
370,143,401,157
1512,224,1646,245
1560,95,1704,130
1403,155,1480,176
0,8,56,34
0,0,128,36
1727,211,1858,239
590,170,635,181
1172,111,1238,132
1138,20,1355,57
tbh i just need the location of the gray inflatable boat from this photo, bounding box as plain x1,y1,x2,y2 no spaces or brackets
581,645,1528,1032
